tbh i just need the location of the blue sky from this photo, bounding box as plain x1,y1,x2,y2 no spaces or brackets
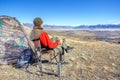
0,0,120,26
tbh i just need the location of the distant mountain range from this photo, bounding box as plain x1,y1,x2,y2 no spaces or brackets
24,23,120,29
75,24,120,29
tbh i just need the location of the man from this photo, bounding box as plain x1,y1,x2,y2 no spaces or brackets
30,17,73,62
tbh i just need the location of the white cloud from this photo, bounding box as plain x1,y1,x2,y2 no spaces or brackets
111,21,120,24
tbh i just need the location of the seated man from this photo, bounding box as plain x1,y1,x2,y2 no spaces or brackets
30,17,73,62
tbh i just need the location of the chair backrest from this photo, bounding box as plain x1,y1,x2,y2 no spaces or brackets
33,40,41,49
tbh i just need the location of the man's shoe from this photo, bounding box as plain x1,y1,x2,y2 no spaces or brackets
65,46,74,53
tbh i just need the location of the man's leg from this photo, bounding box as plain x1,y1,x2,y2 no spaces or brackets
51,36,68,50
51,36,73,61
54,45,65,62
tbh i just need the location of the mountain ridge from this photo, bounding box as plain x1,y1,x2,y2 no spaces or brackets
24,23,120,29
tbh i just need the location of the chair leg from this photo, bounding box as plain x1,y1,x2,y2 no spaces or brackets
50,53,58,63
39,51,42,74
54,53,58,63
50,54,55,72
58,53,62,79
50,52,62,78
50,54,52,64
35,50,43,75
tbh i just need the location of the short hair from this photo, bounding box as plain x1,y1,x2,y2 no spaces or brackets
33,17,43,26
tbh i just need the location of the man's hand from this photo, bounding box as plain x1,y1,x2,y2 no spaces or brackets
60,39,63,44
60,38,66,44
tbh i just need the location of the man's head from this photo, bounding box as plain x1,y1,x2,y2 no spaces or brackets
33,17,43,28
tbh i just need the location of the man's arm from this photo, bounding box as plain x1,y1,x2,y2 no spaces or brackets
40,32,60,49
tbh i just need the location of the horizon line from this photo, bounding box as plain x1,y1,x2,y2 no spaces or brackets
23,23,120,26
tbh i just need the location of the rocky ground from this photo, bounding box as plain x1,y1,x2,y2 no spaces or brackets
0,30,120,80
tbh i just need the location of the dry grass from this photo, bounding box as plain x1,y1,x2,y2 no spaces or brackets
0,30,120,80
65,40,120,80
